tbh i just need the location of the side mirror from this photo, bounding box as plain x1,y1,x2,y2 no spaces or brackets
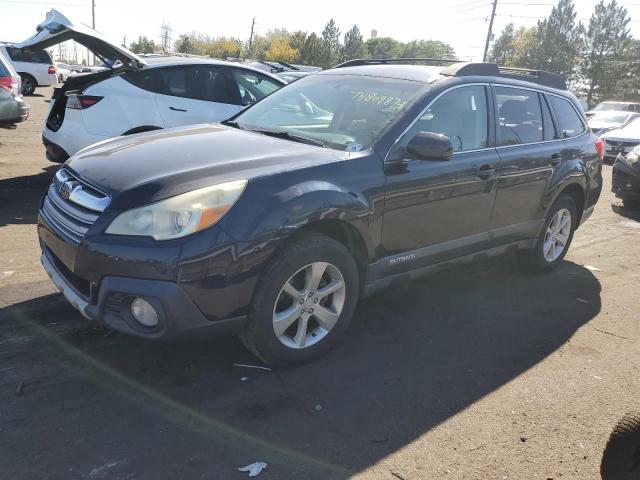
406,132,453,161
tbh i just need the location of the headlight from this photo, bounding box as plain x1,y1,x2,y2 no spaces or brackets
106,179,247,240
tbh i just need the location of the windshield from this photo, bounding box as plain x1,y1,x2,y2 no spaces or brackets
621,117,640,135
590,112,632,124
593,102,631,112
233,73,424,151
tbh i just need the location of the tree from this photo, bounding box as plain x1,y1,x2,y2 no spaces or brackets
611,38,640,101
535,0,584,80
298,32,323,66
341,25,365,62
319,18,341,68
509,26,542,69
265,39,298,63
401,40,455,59
129,36,156,54
579,0,632,106
288,30,308,61
364,37,402,58
488,23,516,65
175,34,194,54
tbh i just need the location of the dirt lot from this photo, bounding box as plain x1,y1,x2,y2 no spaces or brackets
1,88,639,480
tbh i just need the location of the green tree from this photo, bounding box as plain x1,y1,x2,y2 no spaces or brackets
364,37,402,58
129,36,156,54
288,30,308,62
488,23,516,65
298,32,323,66
319,18,341,68
580,0,632,106
341,25,365,62
175,34,194,54
401,40,455,59
535,0,584,80
611,38,640,101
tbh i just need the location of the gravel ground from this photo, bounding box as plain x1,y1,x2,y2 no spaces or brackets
1,88,639,480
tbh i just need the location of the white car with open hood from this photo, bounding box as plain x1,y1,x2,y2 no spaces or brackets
17,10,286,162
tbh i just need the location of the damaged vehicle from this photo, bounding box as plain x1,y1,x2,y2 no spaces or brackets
38,59,602,366
612,145,640,208
16,10,286,162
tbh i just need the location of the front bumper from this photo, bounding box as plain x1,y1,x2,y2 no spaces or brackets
612,158,640,200
41,247,247,341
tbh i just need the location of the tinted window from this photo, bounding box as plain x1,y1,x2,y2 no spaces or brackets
231,70,281,106
405,85,488,152
496,86,544,146
6,47,52,63
549,95,585,138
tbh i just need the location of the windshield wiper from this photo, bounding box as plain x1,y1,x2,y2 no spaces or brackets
221,120,247,130
250,128,326,148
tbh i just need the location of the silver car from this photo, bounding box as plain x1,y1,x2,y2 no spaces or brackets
588,111,640,135
600,117,640,162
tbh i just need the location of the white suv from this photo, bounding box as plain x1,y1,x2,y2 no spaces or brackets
0,44,57,95
17,10,286,162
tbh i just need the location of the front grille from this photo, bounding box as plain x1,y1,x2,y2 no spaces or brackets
41,169,110,244
605,139,640,148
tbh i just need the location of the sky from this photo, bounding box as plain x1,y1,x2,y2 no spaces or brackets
1,0,640,63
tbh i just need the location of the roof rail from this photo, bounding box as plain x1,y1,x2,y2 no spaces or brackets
440,62,567,90
334,58,461,69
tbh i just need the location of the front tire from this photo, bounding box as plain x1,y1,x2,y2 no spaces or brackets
20,74,36,96
518,194,577,273
601,411,640,480
240,232,360,367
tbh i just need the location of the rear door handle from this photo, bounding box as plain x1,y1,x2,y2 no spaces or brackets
549,154,561,166
169,106,187,112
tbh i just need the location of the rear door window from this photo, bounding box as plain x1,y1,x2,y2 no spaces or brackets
548,95,586,138
495,86,544,146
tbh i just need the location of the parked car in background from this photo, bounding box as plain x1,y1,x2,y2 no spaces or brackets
55,62,73,82
586,100,640,118
37,58,602,365
16,10,286,162
245,61,319,83
612,145,640,207
588,111,640,135
0,44,57,95
600,118,640,163
0,48,29,126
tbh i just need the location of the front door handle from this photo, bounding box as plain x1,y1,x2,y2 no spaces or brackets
476,164,497,180
169,106,187,112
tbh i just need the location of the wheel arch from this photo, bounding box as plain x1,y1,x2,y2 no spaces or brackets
552,182,586,225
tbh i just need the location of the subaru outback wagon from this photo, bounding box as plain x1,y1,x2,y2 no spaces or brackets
38,59,603,366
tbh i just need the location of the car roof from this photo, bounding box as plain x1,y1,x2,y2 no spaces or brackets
318,64,443,83
141,56,286,83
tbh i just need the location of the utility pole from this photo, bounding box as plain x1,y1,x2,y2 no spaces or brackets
248,17,255,58
122,35,126,48
482,0,498,62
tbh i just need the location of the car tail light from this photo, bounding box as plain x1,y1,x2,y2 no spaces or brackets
66,94,103,110
0,75,18,95
595,138,605,161
48,65,57,75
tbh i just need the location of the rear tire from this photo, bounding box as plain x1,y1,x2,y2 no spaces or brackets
518,194,577,273
240,232,360,367
19,74,36,96
601,411,640,480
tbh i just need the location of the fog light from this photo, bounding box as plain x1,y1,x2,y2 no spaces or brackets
130,297,159,327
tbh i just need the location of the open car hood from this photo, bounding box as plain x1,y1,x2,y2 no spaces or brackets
15,9,146,68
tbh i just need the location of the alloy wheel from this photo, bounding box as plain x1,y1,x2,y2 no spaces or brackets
543,208,572,262
272,262,346,349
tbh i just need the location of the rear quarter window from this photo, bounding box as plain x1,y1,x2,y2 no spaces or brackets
549,96,586,138
6,47,52,63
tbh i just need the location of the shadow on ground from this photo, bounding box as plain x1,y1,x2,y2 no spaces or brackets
0,255,601,479
611,202,640,221
0,164,57,226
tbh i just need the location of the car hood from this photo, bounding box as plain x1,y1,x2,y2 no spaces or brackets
601,128,640,141
15,9,145,68
65,124,345,209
